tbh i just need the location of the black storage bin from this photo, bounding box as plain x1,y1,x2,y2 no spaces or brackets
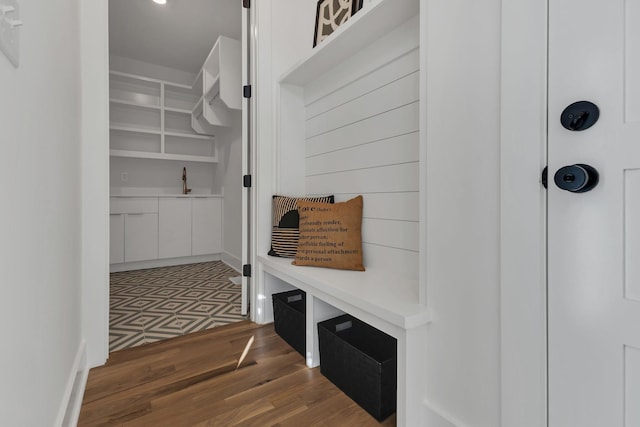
272,290,306,356
318,314,397,421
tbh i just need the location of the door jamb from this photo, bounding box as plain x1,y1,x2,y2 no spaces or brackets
500,0,548,425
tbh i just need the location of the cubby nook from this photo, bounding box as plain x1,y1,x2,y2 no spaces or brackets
254,0,427,424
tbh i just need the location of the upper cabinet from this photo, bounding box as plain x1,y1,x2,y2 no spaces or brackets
109,35,241,164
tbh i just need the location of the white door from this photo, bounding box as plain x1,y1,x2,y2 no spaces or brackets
549,0,640,425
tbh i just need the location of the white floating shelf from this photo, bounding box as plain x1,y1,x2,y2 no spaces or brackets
164,106,191,114
110,125,161,135
165,131,214,141
279,0,419,86
110,98,161,110
110,150,217,164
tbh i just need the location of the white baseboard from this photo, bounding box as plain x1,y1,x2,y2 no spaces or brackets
110,254,221,273
56,340,88,427
423,399,468,427
222,251,242,272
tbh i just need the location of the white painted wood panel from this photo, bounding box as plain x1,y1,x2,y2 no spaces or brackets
306,132,418,176
304,17,420,106
362,218,419,252
626,0,640,122
625,169,640,301
158,198,191,259
332,192,420,221
306,102,418,157
306,162,419,195
109,214,125,264
124,213,158,262
192,197,222,255
110,197,158,214
626,345,640,426
306,48,419,118
305,72,419,138
361,243,419,280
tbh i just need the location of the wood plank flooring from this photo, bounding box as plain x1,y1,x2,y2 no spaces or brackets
79,321,396,426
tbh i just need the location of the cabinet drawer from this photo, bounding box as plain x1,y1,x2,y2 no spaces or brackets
110,197,158,214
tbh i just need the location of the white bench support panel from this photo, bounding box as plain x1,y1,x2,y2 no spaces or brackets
257,255,430,426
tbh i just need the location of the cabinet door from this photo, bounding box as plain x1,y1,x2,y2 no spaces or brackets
158,198,192,259
110,214,125,264
192,198,222,255
124,213,158,262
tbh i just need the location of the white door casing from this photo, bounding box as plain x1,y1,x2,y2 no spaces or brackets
548,0,640,425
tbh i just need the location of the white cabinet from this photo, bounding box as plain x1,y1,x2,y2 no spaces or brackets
110,197,159,264
159,198,192,259
124,213,158,262
110,196,222,266
110,214,125,264
192,197,222,256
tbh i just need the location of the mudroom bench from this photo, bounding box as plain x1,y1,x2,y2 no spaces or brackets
257,254,430,425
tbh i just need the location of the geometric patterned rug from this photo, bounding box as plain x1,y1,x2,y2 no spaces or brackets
109,261,247,352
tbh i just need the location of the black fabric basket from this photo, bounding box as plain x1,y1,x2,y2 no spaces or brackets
272,290,306,356
318,314,397,421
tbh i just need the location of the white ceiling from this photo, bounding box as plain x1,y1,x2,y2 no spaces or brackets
109,0,241,74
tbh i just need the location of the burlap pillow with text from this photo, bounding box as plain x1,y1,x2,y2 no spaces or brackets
292,196,365,271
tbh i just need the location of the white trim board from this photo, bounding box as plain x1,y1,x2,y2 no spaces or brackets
222,251,242,272
56,341,88,427
109,254,221,273
500,0,548,425
423,399,470,427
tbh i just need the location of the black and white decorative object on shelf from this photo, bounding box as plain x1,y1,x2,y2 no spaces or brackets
313,0,363,47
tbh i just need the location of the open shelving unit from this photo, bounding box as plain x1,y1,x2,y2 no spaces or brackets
109,71,217,163
108,35,241,164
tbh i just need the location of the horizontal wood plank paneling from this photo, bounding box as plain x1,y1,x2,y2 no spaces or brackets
362,243,419,278
305,72,419,139
306,102,419,157
337,192,420,222
306,162,419,195
303,25,420,277
306,132,418,176
362,218,419,252
306,48,419,119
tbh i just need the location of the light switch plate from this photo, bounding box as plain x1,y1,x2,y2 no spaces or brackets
0,0,20,67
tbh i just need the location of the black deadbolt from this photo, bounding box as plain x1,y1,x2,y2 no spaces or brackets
561,101,600,131
554,164,599,193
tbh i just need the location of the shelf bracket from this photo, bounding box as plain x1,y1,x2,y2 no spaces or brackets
243,174,252,188
242,0,250,8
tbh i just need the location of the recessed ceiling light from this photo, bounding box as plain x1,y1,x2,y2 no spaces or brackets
153,0,167,4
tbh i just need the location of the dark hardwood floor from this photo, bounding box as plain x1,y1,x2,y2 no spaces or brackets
78,321,395,426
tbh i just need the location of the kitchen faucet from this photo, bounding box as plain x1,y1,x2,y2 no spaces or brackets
182,167,192,194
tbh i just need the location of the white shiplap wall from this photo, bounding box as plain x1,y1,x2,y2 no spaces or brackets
304,18,419,279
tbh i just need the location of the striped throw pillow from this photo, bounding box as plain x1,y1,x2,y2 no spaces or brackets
268,195,334,258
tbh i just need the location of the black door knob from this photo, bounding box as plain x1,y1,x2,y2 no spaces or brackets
554,164,599,193
560,101,600,131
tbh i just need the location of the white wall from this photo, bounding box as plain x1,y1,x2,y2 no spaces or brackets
0,0,85,424
424,0,502,425
110,157,220,195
